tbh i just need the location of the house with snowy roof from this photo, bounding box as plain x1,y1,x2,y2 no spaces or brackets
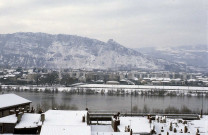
0,94,32,118
0,112,42,134
40,110,91,135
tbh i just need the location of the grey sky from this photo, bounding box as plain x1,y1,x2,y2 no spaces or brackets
0,0,207,48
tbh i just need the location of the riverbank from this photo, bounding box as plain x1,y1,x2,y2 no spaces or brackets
1,84,208,97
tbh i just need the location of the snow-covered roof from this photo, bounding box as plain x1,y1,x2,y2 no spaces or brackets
13,72,21,75
203,80,208,83
143,77,151,80
28,69,34,74
40,110,89,135
4,74,16,78
96,80,104,83
0,114,17,123
40,125,91,135
91,125,114,132
6,69,15,73
118,117,151,134
0,94,31,109
43,110,88,126
171,78,181,81
120,79,127,82
187,79,196,82
106,81,120,84
15,113,41,129
163,78,171,81
161,80,171,83
91,125,130,135
132,77,138,81
92,132,130,135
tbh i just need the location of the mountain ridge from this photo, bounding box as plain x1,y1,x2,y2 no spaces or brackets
0,32,186,71
134,45,208,72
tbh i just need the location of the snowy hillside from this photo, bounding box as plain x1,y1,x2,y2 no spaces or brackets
0,32,164,70
135,45,208,72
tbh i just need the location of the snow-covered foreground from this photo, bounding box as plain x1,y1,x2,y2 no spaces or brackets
92,116,208,135
1,84,208,96
153,115,208,135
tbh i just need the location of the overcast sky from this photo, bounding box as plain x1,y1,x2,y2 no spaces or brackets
0,0,207,48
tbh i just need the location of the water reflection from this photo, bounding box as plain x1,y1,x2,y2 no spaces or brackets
4,91,208,114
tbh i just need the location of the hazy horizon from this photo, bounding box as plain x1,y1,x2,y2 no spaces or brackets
0,0,206,48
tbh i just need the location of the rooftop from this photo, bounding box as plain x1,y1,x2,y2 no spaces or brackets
40,125,91,135
0,114,17,123
15,113,41,129
92,132,130,135
91,125,130,135
43,110,88,126
0,94,31,109
91,125,113,132
41,110,89,135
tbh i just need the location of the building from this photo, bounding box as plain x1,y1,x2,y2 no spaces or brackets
40,110,91,135
15,113,41,134
106,81,120,85
0,113,41,134
0,114,17,134
0,94,31,118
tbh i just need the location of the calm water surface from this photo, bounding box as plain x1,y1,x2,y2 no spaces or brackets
6,91,208,113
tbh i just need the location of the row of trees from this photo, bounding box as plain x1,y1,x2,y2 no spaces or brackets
36,72,78,86
0,72,79,86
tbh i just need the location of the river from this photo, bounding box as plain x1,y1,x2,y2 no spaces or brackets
4,91,208,113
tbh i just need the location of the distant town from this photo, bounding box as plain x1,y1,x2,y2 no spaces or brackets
0,67,208,87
